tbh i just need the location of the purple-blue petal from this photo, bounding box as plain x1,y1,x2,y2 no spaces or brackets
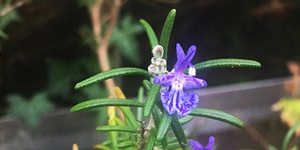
188,140,204,150
153,73,175,87
183,75,207,90
176,43,186,62
204,136,215,150
186,45,196,63
161,88,199,116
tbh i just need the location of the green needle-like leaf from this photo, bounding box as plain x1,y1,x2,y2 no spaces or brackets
179,115,194,125
143,83,161,118
171,115,188,150
137,87,144,121
282,119,300,150
156,111,172,141
75,67,152,89
102,137,129,146
160,9,176,60
152,105,168,149
70,98,144,112
189,108,244,128
185,59,261,73
145,127,157,150
139,19,158,49
96,126,138,133
142,79,152,91
116,141,137,149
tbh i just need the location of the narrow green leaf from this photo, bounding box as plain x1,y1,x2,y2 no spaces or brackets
70,98,144,112
108,120,118,150
268,145,279,150
75,67,151,89
116,141,137,149
189,108,244,128
160,9,176,60
119,106,140,129
114,117,125,126
102,137,129,146
139,19,158,49
137,87,144,121
152,105,168,149
142,79,152,91
185,59,261,73
171,115,188,150
157,141,181,149
282,119,300,150
144,127,156,150
143,83,161,118
96,126,137,133
179,115,194,125
157,111,172,141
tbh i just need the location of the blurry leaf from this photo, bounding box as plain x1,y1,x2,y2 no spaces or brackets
143,83,161,118
137,87,144,121
268,145,279,150
96,126,138,132
0,10,20,29
145,127,156,150
6,92,54,130
190,108,244,128
282,119,300,150
116,141,137,149
110,15,144,65
70,98,144,112
179,115,194,125
272,98,300,135
79,25,97,50
160,9,176,60
0,30,8,39
139,19,158,49
184,59,261,73
47,56,100,98
102,136,129,146
152,105,168,149
0,10,20,40
93,144,110,150
75,67,151,89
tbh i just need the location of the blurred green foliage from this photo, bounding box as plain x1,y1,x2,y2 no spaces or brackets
6,92,54,131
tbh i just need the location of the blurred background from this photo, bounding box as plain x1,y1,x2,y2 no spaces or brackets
1,0,300,150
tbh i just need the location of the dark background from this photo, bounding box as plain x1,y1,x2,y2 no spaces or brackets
1,0,299,111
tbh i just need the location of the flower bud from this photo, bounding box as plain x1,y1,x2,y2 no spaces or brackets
152,45,164,58
151,57,157,64
155,58,162,66
148,65,159,74
159,59,166,66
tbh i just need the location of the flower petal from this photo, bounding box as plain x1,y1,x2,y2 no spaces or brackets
177,91,200,116
160,89,176,115
153,72,175,87
186,45,196,63
204,136,215,150
188,140,204,150
183,75,207,90
176,43,186,62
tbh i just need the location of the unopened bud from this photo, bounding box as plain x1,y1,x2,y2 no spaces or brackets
159,59,166,66
151,57,157,64
152,45,164,58
148,65,159,74
155,58,161,66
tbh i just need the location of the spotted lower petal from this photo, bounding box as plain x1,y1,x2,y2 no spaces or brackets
188,140,204,150
161,88,199,116
153,72,175,87
183,74,207,90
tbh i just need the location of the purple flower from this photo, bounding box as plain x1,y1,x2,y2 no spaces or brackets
188,136,215,150
153,43,207,116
